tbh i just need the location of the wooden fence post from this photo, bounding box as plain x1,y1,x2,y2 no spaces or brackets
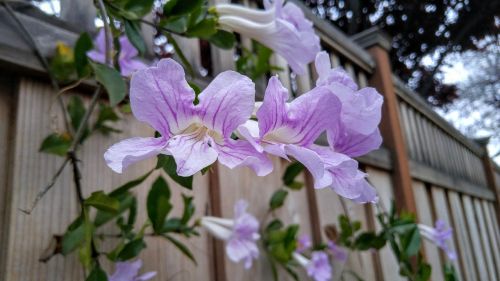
352,28,417,215
475,138,500,226
208,164,227,281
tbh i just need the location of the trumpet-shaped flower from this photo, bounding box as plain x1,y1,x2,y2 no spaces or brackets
296,234,312,253
327,240,347,261
216,0,320,74
315,51,383,156
87,29,147,76
108,260,156,281
294,251,332,281
238,76,342,189
104,59,272,177
201,200,260,269
418,220,456,260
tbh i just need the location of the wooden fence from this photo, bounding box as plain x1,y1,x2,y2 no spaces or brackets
0,1,499,281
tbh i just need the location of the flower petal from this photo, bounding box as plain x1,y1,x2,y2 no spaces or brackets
226,238,259,268
198,71,255,137
130,58,196,137
119,58,148,77
164,132,218,177
256,76,289,138
352,179,378,204
328,127,382,157
137,271,157,281
119,35,138,59
216,139,273,176
285,144,331,188
104,137,166,174
236,120,263,152
109,260,142,281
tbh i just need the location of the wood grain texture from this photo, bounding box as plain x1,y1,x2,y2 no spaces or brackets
2,78,212,281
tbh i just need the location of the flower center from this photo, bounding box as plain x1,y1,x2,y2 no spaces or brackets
181,123,224,145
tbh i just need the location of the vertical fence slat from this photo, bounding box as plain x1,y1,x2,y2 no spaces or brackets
472,198,497,281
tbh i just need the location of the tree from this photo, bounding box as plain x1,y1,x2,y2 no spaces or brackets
302,0,499,106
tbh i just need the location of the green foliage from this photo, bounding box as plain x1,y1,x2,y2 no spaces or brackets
282,162,304,190
107,0,154,20
91,62,127,106
163,234,197,264
444,264,459,281
74,33,93,78
208,30,236,49
117,238,146,261
93,104,121,135
86,266,108,281
50,42,76,83
147,176,172,233
67,96,89,139
269,189,288,211
236,41,282,80
61,216,86,255
164,0,204,16
39,133,72,156
156,155,193,190
124,20,146,55
85,191,120,213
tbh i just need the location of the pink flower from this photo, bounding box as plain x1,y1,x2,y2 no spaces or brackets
201,200,260,269
87,29,147,76
327,240,347,261
418,220,456,260
237,75,342,189
216,0,320,74
108,260,156,281
294,251,332,281
104,59,272,176
296,234,312,253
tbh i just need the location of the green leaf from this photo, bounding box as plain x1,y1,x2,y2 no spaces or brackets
86,266,108,281
94,193,135,227
61,219,85,255
110,0,154,20
286,181,304,190
181,194,195,224
417,262,432,281
94,104,121,135
186,17,217,38
39,133,72,156
269,189,288,210
74,32,93,77
124,20,146,55
147,176,172,233
266,219,284,232
117,238,146,261
85,191,120,213
109,170,153,197
402,226,421,256
164,0,203,16
160,16,189,34
50,42,76,82
282,162,304,186
156,155,193,189
208,30,236,49
165,33,194,77
163,234,197,264
91,62,126,106
67,96,87,134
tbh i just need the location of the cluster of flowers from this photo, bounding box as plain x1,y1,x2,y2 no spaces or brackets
103,52,383,205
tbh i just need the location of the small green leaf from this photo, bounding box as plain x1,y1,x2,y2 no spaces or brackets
109,170,153,197
91,62,126,106
402,226,421,256
94,104,121,135
163,234,197,265
147,176,172,233
124,20,146,55
86,266,108,281
67,96,87,134
117,238,146,261
186,17,217,38
94,193,135,227
266,219,284,232
164,0,203,16
269,189,288,210
74,32,93,77
39,133,72,156
208,30,236,49
61,220,85,255
282,162,304,186
156,155,193,189
286,181,304,190
85,191,120,213
181,194,195,224
160,16,188,34
110,0,154,20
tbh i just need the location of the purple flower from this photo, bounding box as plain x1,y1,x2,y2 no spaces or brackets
296,234,312,253
315,51,383,156
87,29,147,76
216,0,320,74
294,251,332,281
104,59,272,177
108,260,156,281
418,220,457,260
201,200,260,269
327,240,347,261
310,145,378,203
237,76,342,189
